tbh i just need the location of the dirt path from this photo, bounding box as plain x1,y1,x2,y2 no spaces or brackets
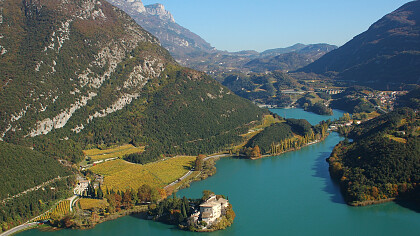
1,176,70,204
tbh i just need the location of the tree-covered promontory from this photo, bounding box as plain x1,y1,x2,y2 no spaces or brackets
327,108,420,205
242,118,329,157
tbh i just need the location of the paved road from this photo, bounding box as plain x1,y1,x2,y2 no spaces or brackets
204,153,229,161
164,154,229,190
0,222,37,236
68,195,78,212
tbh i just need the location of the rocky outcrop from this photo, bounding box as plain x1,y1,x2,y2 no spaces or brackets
0,0,167,140
145,3,175,23
0,0,264,159
107,0,215,63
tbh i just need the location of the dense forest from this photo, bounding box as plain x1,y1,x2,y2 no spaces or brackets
396,87,420,110
69,66,266,164
0,142,74,231
296,93,333,115
329,86,377,114
10,62,266,166
0,142,72,199
327,108,420,205
0,0,266,166
0,177,74,232
243,118,329,157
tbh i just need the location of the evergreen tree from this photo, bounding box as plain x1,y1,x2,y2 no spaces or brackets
97,184,104,199
181,203,187,219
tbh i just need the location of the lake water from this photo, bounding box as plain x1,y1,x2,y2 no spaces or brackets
19,109,420,236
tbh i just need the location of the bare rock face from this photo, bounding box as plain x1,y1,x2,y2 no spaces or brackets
145,3,175,23
0,0,169,140
108,0,146,14
0,0,264,159
107,0,215,64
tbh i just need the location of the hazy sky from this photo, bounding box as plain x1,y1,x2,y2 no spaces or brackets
141,0,413,52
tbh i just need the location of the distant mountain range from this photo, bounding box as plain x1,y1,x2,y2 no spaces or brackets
244,44,337,73
300,0,420,89
107,0,336,73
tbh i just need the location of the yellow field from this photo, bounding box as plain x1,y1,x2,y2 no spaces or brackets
89,156,195,192
83,144,145,161
33,200,70,221
79,198,109,210
384,134,407,143
368,111,381,119
258,115,281,129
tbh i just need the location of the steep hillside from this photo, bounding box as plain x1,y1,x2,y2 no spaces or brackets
0,141,74,230
0,141,72,199
328,108,420,205
0,0,265,162
300,1,420,89
106,0,215,64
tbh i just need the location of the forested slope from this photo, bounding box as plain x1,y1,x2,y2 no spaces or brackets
328,108,420,205
0,141,73,231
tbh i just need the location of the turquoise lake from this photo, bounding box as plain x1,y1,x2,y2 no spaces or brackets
19,109,420,236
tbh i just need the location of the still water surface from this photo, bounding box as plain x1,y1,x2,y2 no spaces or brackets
19,109,419,236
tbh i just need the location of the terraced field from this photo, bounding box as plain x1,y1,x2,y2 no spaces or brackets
33,200,70,222
89,156,195,192
83,144,145,161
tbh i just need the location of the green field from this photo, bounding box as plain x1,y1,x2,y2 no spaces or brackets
90,156,195,192
83,144,145,161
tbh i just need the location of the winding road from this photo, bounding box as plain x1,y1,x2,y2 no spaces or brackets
164,153,229,190
0,222,38,236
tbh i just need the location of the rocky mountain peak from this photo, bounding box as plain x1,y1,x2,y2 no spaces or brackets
107,0,146,14
145,3,175,23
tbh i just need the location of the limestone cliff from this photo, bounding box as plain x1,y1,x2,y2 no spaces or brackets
0,0,264,161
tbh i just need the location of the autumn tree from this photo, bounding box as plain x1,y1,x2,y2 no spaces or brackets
150,187,161,203
202,190,214,201
195,154,205,171
138,184,152,203
122,189,133,209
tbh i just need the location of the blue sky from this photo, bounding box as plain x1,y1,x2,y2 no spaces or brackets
141,0,413,52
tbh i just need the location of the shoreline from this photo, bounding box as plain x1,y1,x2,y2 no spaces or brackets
349,198,396,207
249,135,329,160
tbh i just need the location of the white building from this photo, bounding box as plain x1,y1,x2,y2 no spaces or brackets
199,195,229,225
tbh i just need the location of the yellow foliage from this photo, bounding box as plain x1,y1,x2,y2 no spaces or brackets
384,134,407,143
83,144,145,161
79,198,109,210
90,156,195,192
33,200,70,221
